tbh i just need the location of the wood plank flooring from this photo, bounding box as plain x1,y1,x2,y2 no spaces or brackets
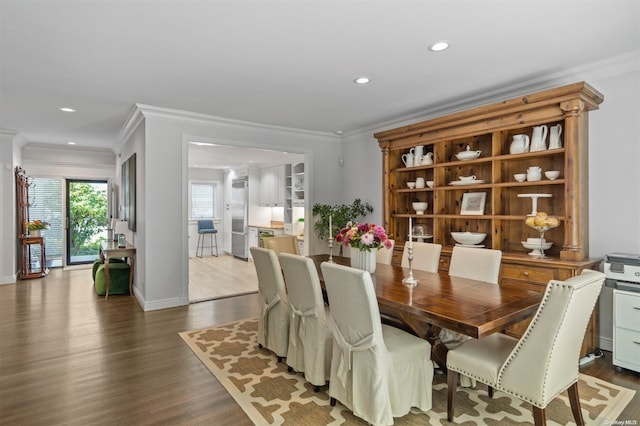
189,254,257,302
1,267,638,425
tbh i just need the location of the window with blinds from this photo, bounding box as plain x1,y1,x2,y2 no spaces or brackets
190,181,218,219
29,177,63,265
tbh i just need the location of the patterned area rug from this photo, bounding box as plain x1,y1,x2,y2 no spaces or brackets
179,318,635,425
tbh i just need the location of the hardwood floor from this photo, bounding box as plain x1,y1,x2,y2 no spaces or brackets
189,254,257,302
1,268,638,425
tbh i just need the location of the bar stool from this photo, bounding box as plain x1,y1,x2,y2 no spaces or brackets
196,220,218,257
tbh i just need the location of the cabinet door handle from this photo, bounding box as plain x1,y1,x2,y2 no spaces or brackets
634,341,640,345
523,271,529,276
633,307,640,310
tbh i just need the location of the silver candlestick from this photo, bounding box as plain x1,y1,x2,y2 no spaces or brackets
402,243,418,285
327,237,335,263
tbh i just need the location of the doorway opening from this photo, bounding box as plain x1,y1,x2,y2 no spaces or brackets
66,179,108,265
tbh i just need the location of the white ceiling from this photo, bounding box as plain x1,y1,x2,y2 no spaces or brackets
1,1,638,167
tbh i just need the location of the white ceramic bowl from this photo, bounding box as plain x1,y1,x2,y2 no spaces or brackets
459,175,476,182
514,173,527,182
426,180,435,188
412,202,428,215
545,170,560,180
451,231,487,245
407,181,416,189
455,150,481,161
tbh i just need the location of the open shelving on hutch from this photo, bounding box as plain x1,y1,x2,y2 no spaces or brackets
374,82,604,356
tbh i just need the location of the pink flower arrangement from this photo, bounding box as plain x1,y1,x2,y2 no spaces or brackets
335,222,392,252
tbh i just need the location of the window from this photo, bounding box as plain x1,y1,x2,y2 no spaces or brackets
29,177,64,267
190,181,218,219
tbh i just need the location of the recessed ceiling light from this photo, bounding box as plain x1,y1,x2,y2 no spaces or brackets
353,77,371,84
59,107,76,112
67,141,76,145
335,130,343,135
428,41,450,52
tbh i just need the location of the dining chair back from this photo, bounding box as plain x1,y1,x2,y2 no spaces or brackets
448,246,502,284
196,220,218,257
263,235,300,256
375,239,395,265
249,247,290,360
446,270,605,425
401,242,442,272
320,262,433,425
279,253,332,389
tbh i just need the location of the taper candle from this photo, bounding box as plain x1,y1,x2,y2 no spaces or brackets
409,216,412,243
329,214,332,238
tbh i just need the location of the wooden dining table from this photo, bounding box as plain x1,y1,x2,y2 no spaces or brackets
309,254,544,371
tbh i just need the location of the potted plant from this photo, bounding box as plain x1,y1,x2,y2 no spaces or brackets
25,219,50,237
312,199,374,256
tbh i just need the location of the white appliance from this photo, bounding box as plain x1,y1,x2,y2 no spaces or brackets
604,253,640,373
605,253,640,291
231,177,248,260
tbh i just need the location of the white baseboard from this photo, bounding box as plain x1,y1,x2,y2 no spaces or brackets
0,274,17,285
599,336,613,352
141,293,189,311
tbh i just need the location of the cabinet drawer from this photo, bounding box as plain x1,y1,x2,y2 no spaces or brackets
501,264,555,284
614,327,640,369
615,291,640,331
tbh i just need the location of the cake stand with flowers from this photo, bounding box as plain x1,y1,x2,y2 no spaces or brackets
524,212,559,259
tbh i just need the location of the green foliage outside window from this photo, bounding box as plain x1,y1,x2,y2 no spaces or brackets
69,183,108,256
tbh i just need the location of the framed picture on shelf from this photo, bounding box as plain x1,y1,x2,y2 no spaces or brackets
461,192,486,215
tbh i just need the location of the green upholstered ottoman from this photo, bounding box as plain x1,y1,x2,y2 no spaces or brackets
94,262,131,296
92,258,126,282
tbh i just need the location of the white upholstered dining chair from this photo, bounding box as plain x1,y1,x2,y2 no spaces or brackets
446,269,605,426
375,239,395,265
320,262,433,425
279,253,332,391
401,242,442,272
249,247,290,361
443,246,503,386
448,246,502,284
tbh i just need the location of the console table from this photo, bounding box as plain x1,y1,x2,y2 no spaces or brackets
99,240,136,299
19,236,47,279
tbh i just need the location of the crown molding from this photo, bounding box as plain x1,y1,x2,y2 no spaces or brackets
116,104,145,152
129,104,339,139
347,50,640,139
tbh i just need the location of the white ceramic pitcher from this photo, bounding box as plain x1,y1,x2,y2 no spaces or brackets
549,124,563,149
420,152,434,165
530,125,548,152
413,145,425,162
509,134,530,154
402,152,414,167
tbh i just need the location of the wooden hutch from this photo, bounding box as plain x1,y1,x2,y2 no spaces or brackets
374,82,604,355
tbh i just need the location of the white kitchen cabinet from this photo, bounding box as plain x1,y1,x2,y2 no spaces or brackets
259,165,285,207
248,227,259,256
613,289,640,373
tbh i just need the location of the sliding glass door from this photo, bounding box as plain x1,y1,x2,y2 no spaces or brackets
66,179,108,265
